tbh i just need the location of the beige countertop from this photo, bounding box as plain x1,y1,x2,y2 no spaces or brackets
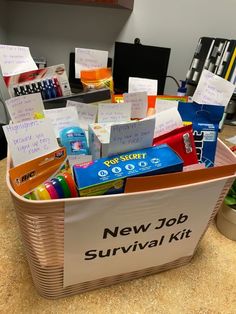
0,125,236,314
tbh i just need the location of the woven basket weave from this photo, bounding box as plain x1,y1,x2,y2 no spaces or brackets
6,139,236,299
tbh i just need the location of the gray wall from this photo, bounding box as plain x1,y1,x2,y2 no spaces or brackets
5,0,236,94
0,0,7,42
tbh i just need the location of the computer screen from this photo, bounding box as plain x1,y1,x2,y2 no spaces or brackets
112,41,171,95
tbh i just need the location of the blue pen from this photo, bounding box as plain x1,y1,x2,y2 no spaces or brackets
50,178,65,198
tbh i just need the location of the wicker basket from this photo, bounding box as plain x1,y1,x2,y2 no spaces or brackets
6,139,236,299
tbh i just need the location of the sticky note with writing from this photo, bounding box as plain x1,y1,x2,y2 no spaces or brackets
123,91,148,119
0,44,37,76
108,118,156,156
192,69,235,107
153,107,183,137
66,100,98,130
3,119,59,166
43,107,80,137
128,77,158,95
5,93,44,123
75,48,108,78
98,103,131,123
155,99,179,113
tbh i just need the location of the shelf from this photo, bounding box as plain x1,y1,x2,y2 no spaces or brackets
10,0,134,9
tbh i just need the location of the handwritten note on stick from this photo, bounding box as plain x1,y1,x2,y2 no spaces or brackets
5,93,44,123
3,119,59,166
155,99,179,113
108,118,156,156
66,101,98,130
43,107,80,137
75,48,108,78
128,77,158,95
123,92,148,119
0,44,37,76
153,107,183,137
98,103,131,123
192,69,235,107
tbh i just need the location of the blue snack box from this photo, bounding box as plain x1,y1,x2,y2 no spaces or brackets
73,144,183,197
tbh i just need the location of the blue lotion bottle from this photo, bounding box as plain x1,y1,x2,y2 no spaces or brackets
59,126,89,155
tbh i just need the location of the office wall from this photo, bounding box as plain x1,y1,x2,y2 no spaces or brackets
6,0,236,94
0,0,7,42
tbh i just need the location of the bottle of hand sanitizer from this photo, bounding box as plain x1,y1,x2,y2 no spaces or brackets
177,80,187,96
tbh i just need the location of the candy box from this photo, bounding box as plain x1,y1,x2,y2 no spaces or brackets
73,144,183,197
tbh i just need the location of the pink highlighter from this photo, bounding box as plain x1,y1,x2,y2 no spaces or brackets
44,181,59,199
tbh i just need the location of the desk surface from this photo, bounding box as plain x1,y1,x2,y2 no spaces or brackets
0,125,236,313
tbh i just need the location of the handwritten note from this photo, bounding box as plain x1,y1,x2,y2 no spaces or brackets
75,48,108,78
43,107,80,137
151,107,183,138
155,99,179,113
192,69,235,107
123,92,148,119
5,93,44,123
0,44,37,77
66,101,98,130
128,77,158,95
98,103,131,123
3,119,59,166
108,118,156,156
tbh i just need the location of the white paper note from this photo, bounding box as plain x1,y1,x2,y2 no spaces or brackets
5,93,44,123
192,69,235,107
155,99,179,113
98,103,131,123
123,92,148,119
3,119,59,166
0,44,37,76
66,101,98,130
43,107,80,137
144,107,183,138
75,48,108,78
108,118,156,156
128,77,158,95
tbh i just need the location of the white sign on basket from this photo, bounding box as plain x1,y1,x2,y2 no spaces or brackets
64,179,227,287
0,44,37,76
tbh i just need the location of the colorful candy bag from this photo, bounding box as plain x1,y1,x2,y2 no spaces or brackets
178,102,224,167
80,67,113,93
153,124,198,166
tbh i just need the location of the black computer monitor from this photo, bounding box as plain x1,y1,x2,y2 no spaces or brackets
112,41,171,95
